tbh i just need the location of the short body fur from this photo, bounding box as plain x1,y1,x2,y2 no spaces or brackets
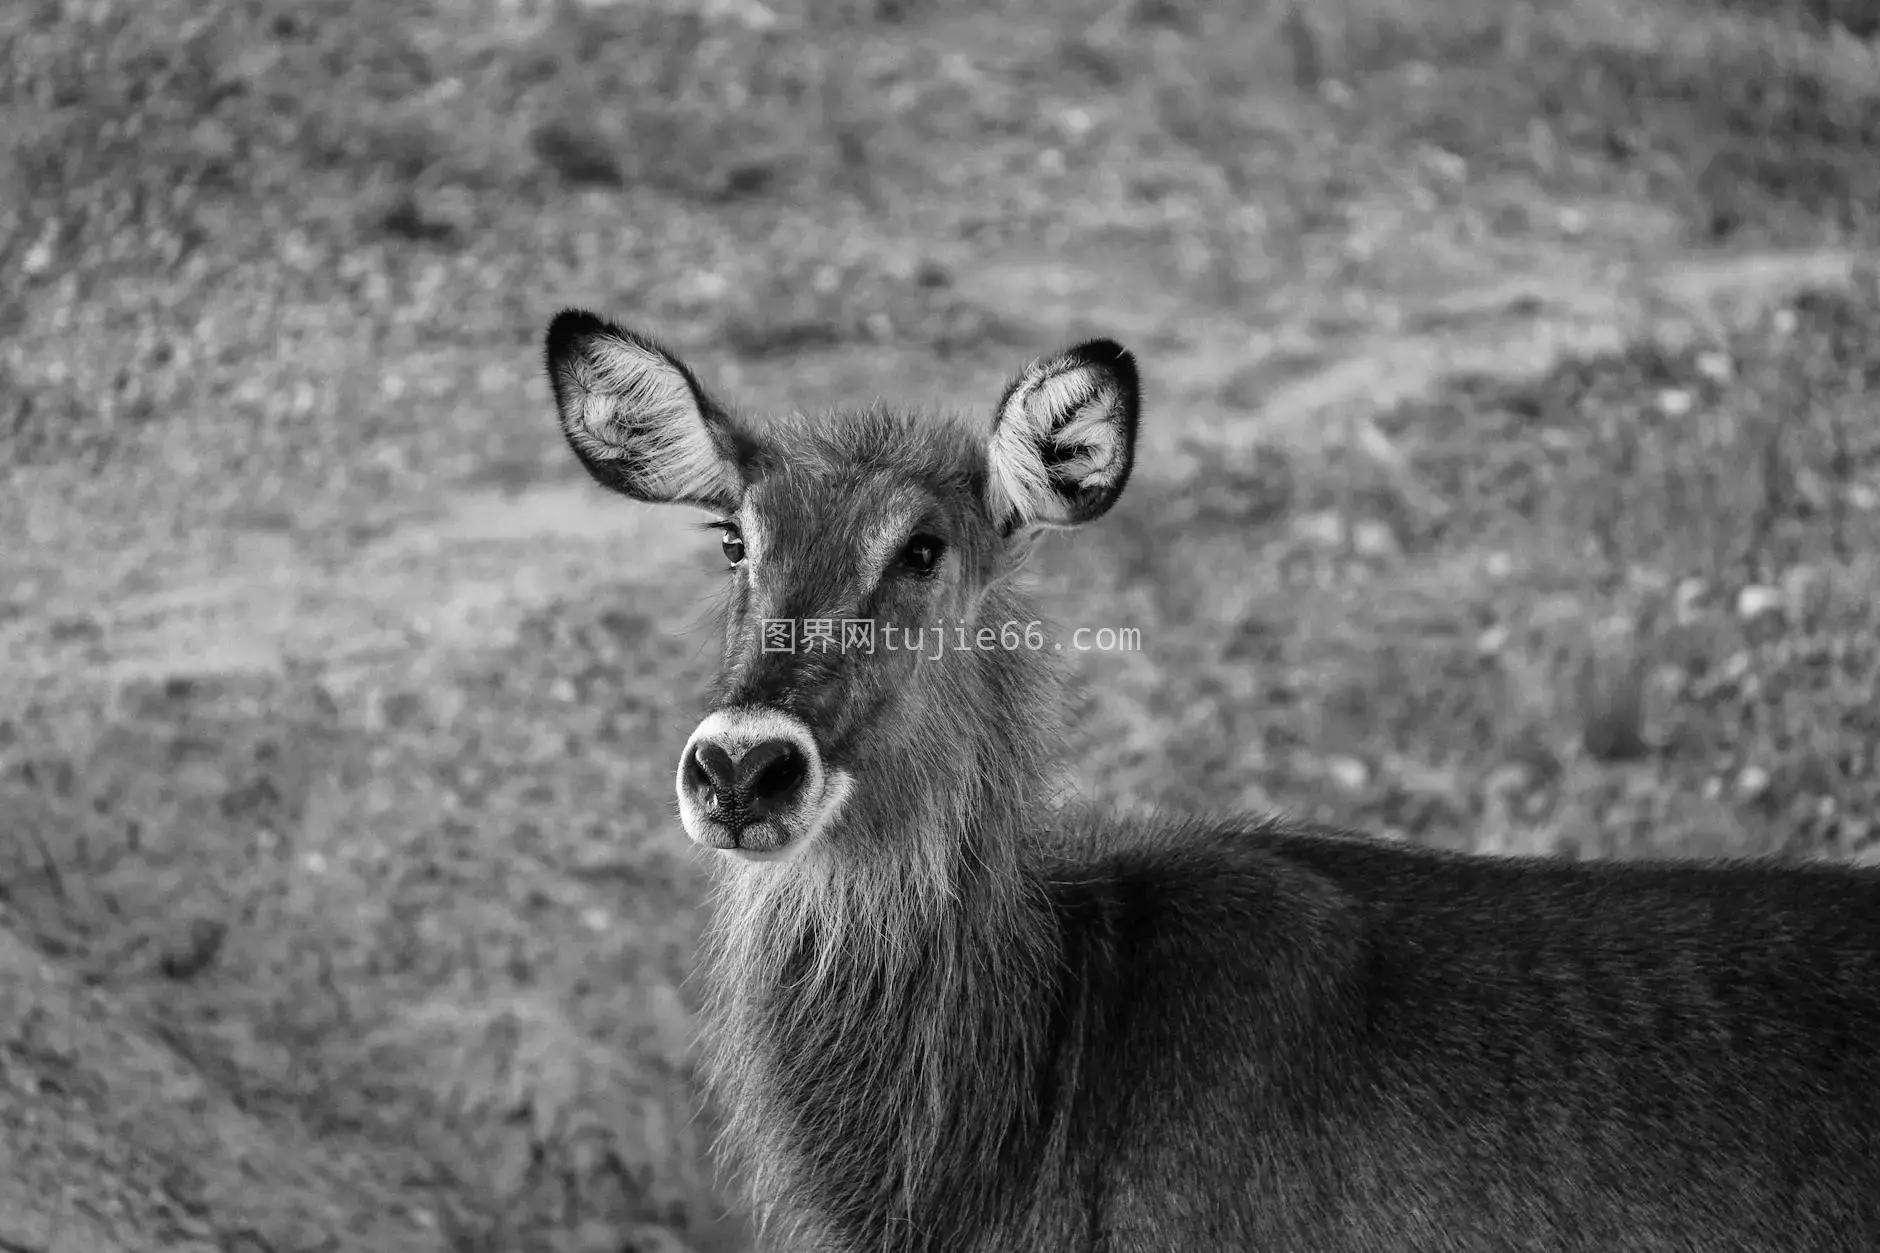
707,742,1880,1251
540,310,1880,1252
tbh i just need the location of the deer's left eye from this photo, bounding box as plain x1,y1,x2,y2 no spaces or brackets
897,534,945,576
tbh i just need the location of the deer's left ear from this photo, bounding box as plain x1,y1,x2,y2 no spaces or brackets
985,338,1139,534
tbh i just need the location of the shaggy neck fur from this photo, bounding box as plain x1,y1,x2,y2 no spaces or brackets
698,576,1070,1252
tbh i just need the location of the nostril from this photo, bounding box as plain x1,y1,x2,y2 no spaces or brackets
688,742,737,799
737,739,808,816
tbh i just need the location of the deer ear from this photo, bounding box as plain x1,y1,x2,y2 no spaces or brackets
543,309,750,512
985,339,1140,534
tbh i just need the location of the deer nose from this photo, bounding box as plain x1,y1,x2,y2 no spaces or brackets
683,736,810,823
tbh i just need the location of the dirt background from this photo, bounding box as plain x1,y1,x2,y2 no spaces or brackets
5,0,1880,1248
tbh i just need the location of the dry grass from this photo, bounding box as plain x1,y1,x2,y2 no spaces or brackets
5,0,1880,1248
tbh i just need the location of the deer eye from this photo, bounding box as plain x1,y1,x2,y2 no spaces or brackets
897,533,945,576
718,524,745,566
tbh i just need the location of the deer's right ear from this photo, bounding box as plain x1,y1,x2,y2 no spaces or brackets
543,309,749,512
985,338,1139,536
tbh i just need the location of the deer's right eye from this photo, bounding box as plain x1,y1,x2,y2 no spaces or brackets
719,525,745,566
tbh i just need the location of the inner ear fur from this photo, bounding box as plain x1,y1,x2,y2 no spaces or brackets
986,338,1140,534
544,309,752,512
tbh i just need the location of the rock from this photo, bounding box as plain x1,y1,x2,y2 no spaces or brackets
1735,585,1784,621
1325,756,1371,792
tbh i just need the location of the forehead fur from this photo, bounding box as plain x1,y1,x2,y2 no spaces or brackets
746,403,989,511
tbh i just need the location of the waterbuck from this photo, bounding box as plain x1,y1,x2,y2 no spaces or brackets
542,308,1880,1252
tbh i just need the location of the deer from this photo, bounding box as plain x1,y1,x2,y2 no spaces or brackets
541,308,1880,1252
